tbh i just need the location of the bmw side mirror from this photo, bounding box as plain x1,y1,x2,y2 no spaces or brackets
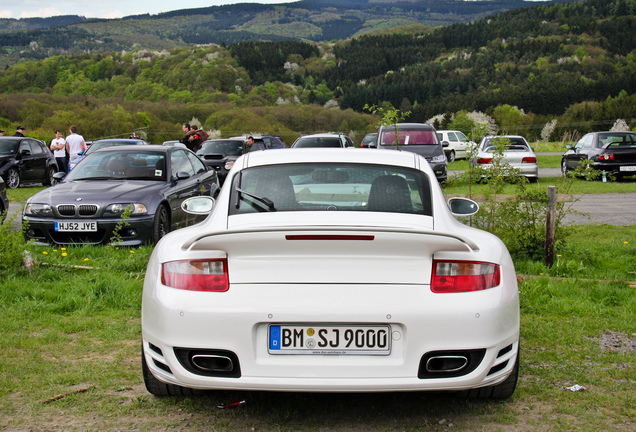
182,196,215,214
448,197,479,216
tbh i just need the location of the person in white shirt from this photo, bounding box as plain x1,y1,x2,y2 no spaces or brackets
65,125,87,171
50,129,67,174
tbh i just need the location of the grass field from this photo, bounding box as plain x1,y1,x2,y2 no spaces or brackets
0,203,634,430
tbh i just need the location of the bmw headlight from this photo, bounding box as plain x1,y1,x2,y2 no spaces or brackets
24,203,53,216
431,154,446,163
104,203,148,215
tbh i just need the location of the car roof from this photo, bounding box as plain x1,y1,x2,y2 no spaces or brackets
242,147,419,168
94,138,145,142
92,145,171,153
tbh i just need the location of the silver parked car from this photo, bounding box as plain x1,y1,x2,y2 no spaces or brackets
470,135,538,183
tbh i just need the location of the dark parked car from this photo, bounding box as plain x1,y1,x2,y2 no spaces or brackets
371,123,447,182
0,176,8,222
69,138,150,171
291,132,354,148
0,136,58,188
231,135,286,149
196,138,247,184
23,145,220,246
360,132,377,148
561,131,636,179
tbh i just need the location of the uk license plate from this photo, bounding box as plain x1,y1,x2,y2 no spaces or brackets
268,324,391,355
54,221,97,232
620,166,636,172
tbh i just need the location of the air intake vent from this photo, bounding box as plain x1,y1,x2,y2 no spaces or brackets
78,204,99,216
57,205,76,216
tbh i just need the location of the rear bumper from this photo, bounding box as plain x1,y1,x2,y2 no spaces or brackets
142,277,519,392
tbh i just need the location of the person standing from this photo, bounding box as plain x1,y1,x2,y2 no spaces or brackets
65,125,87,171
247,136,265,151
50,130,67,174
13,126,26,137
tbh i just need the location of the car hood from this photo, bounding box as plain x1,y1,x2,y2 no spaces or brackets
0,154,14,165
32,180,164,204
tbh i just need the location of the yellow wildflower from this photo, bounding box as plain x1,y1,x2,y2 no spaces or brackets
625,241,629,245
61,253,68,257
130,250,135,254
83,258,90,262
42,251,48,255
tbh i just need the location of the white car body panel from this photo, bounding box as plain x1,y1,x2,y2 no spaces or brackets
436,130,474,160
142,148,520,394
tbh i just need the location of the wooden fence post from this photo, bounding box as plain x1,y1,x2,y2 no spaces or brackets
544,186,556,268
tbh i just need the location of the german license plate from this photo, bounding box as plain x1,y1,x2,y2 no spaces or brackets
620,166,636,172
268,324,391,355
54,221,97,232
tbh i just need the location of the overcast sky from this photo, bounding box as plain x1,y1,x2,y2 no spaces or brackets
0,0,293,20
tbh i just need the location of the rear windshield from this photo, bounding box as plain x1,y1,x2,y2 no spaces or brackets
200,140,245,156
380,129,438,146
230,163,432,215
483,137,530,152
599,133,636,148
293,137,342,148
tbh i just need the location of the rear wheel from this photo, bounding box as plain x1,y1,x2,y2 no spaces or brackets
6,168,20,189
447,150,456,163
43,166,56,186
151,205,170,244
142,347,202,396
455,352,519,400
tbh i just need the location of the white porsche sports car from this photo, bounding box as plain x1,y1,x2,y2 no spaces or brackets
141,148,520,399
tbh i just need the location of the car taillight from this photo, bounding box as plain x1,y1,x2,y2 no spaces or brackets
477,157,492,164
522,157,537,163
161,259,229,292
431,260,500,293
600,154,614,160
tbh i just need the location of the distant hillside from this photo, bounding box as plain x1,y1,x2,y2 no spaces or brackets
1,0,633,145
0,0,567,67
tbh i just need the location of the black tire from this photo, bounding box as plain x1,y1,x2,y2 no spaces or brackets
141,347,201,396
151,204,170,244
447,150,456,163
6,168,20,189
561,160,569,177
455,352,519,400
43,166,56,186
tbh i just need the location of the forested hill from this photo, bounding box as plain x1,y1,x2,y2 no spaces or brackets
0,0,635,145
0,0,567,67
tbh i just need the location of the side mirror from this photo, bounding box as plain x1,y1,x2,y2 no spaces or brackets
441,141,449,148
565,144,573,150
175,171,191,180
21,149,31,156
182,196,215,214
448,197,479,216
53,172,66,181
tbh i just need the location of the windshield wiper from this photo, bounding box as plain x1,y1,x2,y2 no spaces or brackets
235,187,275,211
